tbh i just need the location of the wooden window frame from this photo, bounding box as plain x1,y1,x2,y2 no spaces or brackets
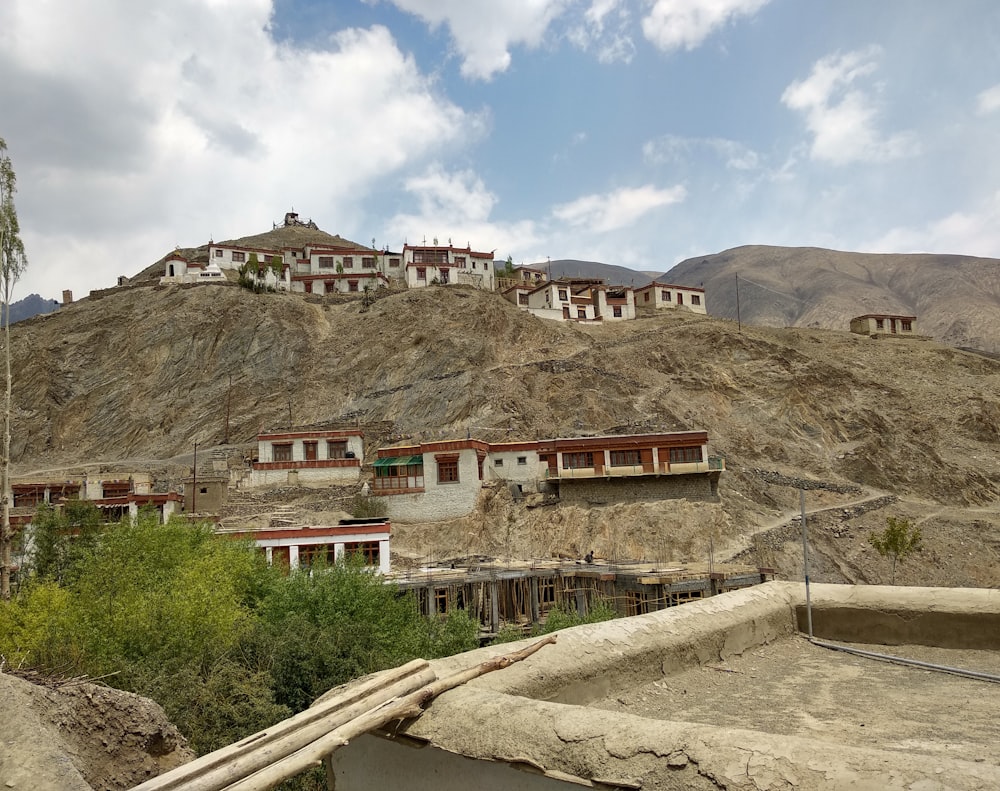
436,455,460,484
272,443,293,462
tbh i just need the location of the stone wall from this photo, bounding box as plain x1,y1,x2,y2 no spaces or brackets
556,472,720,505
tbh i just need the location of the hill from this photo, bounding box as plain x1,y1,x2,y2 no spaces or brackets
7,281,1000,589
1,293,60,325
540,245,1000,352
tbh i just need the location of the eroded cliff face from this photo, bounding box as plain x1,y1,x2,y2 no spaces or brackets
8,280,1000,585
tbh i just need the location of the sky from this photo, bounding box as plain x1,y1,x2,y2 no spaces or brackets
1,0,999,300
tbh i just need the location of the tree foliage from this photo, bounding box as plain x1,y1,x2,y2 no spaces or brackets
869,516,923,584
0,517,478,755
0,137,27,600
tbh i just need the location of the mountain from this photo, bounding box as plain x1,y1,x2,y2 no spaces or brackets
528,259,657,287
6,280,1000,589
538,246,1000,352
1,293,61,325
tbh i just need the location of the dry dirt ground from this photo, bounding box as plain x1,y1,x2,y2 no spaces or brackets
0,671,193,790
590,637,1000,766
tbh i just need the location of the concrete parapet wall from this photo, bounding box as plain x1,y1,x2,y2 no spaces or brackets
557,472,719,505
329,582,1000,790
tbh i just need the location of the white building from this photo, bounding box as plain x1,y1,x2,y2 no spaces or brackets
251,428,364,488
402,243,496,291
634,282,707,314
504,278,636,322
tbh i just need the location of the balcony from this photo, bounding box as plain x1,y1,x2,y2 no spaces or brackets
545,455,725,479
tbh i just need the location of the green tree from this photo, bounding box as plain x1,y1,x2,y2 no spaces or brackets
869,516,923,584
503,255,515,278
30,500,103,582
270,254,283,279
0,138,27,600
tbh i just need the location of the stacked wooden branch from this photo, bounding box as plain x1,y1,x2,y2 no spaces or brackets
129,635,557,791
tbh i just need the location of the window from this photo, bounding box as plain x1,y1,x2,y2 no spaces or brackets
494,458,504,467
691,295,701,305
273,443,293,462
300,545,335,567
562,452,594,469
325,281,335,293
416,267,426,281
232,251,246,263
901,320,912,331
303,441,318,461
482,261,489,269
439,268,450,284
318,256,334,268
517,456,527,465
304,281,312,293
345,541,380,566
669,446,703,464
348,280,359,292
518,294,528,306
558,289,568,301
214,249,223,258
389,258,400,267
876,318,884,329
413,250,449,264
644,291,650,302
613,305,622,317
454,256,466,265
577,308,586,319
677,293,684,305
327,440,347,459
434,588,448,614
437,456,460,484
472,262,477,269
362,257,376,268
342,256,353,268
610,449,641,467
661,290,671,301
373,461,424,491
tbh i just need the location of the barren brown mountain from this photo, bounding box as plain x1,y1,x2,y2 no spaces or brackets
6,279,1000,590
662,245,1000,352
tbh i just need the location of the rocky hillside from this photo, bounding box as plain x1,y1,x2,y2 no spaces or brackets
663,245,1000,352
8,280,1000,587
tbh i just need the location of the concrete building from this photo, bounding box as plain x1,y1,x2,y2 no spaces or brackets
634,281,707,314
222,517,391,574
251,428,364,488
329,581,1000,790
402,243,496,291
850,313,917,336
11,473,183,526
373,432,724,523
503,278,636,323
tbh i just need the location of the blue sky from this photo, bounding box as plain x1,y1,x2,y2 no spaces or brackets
1,0,998,300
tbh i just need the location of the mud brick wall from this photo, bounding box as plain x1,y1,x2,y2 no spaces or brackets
557,472,720,505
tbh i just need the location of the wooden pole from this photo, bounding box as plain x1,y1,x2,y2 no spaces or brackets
130,660,434,791
223,636,558,791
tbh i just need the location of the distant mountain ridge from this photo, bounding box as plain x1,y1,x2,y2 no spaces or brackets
1,294,60,325
539,246,1000,352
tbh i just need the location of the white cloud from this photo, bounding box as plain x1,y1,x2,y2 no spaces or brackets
566,0,635,64
387,165,541,253
976,84,1000,115
382,0,570,80
552,184,686,232
643,135,760,170
641,0,770,52
0,0,480,298
866,192,1000,258
781,47,919,165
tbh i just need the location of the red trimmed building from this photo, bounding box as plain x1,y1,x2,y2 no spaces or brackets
849,314,916,336
403,243,496,291
634,282,707,314
221,517,391,574
373,432,725,522
251,428,364,488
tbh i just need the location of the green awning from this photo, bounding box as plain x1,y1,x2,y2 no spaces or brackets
374,455,424,467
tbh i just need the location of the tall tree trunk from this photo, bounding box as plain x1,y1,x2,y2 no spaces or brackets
1,272,11,599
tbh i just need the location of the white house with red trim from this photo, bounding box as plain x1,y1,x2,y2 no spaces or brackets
403,243,496,291
12,472,183,524
849,314,916,336
251,428,364,488
222,518,391,574
634,282,707,314
503,278,636,322
373,432,724,522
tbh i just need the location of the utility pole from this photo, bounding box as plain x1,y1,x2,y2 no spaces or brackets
735,272,742,333
800,489,813,638
192,441,198,516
